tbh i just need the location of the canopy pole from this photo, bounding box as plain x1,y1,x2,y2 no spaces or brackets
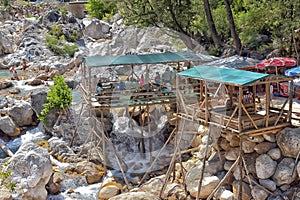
204,80,209,125
265,82,270,127
238,87,243,132
288,80,294,123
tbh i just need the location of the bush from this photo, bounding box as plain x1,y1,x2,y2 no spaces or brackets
46,24,78,57
38,76,72,123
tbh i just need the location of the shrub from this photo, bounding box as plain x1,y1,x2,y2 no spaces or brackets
38,76,72,123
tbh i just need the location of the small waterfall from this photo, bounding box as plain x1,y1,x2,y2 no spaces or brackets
106,106,171,175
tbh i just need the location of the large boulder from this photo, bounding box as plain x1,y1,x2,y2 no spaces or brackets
0,116,20,137
7,100,34,126
0,80,13,90
277,127,300,158
109,192,160,200
83,18,111,40
255,154,277,179
272,158,297,186
185,165,220,198
30,89,48,115
3,142,52,200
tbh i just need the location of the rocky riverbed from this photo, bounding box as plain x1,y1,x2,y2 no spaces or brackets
0,2,300,200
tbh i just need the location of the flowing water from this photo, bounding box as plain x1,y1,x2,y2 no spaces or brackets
106,106,171,176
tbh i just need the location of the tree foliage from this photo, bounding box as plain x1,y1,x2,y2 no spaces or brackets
87,0,300,57
38,76,72,123
85,0,117,20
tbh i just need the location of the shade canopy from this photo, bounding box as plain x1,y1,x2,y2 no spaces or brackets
284,66,300,77
177,65,270,86
256,57,296,69
85,51,200,67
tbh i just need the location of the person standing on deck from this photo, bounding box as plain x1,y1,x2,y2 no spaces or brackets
162,67,171,84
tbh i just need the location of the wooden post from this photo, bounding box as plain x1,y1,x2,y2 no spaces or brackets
139,106,146,155
228,85,233,112
200,80,204,102
253,85,257,111
88,67,92,116
147,103,152,162
238,86,243,132
204,81,208,125
288,80,294,123
100,110,107,173
265,83,270,127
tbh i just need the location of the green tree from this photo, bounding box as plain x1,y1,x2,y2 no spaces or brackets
38,76,72,123
85,0,117,20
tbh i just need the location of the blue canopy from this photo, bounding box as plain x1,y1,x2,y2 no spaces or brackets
285,66,300,77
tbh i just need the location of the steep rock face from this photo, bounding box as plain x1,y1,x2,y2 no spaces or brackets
4,142,52,200
0,31,15,56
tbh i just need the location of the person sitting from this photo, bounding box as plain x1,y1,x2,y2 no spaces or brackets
139,74,145,88
119,81,125,92
154,72,161,86
96,81,103,96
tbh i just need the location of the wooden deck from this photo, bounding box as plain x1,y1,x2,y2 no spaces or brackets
178,102,290,136
91,90,176,108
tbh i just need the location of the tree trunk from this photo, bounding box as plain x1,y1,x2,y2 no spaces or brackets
203,0,222,47
224,0,242,54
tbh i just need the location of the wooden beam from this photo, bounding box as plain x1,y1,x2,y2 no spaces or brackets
241,103,258,129
225,106,238,128
274,98,289,126
239,122,290,136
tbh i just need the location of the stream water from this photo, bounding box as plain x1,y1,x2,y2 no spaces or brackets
0,69,171,198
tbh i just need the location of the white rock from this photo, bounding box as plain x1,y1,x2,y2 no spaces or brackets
272,158,297,186
220,190,235,200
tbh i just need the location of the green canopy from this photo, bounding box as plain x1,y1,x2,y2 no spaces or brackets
177,65,270,86
85,51,200,67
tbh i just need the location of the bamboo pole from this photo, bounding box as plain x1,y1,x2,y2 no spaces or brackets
159,120,185,198
241,104,258,129
170,146,200,156
196,126,212,200
288,80,294,123
274,98,288,126
140,106,146,155
138,127,177,186
204,81,209,125
265,82,270,127
200,80,204,102
207,153,241,200
239,122,290,136
100,109,107,174
147,103,152,162
213,83,222,97
238,87,243,132
225,106,238,128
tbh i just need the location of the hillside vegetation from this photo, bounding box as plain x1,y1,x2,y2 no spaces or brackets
86,0,300,59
